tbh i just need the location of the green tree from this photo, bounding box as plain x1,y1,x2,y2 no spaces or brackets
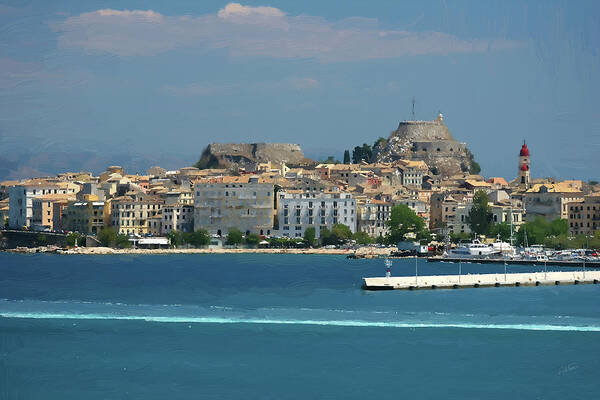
303,227,316,247
319,227,337,246
115,234,131,248
465,148,481,175
385,204,425,244
516,217,570,247
185,229,210,247
373,137,387,150
245,233,261,246
66,232,83,247
352,143,373,163
98,227,118,247
352,231,374,245
226,228,243,245
321,156,340,164
167,230,184,247
549,218,569,236
332,224,352,241
488,221,512,241
343,150,350,164
468,190,492,235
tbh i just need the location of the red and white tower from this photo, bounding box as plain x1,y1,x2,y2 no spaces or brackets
518,141,530,189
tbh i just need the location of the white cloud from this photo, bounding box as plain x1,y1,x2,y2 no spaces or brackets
52,3,522,61
161,76,320,96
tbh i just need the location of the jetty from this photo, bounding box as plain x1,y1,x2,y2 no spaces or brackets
427,256,600,268
362,270,600,290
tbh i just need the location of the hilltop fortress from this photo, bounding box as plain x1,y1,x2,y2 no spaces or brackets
196,143,313,170
373,114,474,177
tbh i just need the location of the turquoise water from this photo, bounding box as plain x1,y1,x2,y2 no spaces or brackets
1,253,599,399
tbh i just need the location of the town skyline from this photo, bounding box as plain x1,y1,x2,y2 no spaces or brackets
1,1,599,181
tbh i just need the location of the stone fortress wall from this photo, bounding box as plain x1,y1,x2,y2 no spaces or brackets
374,115,473,176
205,143,307,169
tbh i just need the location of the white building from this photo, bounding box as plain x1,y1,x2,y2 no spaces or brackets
277,190,356,238
357,200,391,238
9,182,78,229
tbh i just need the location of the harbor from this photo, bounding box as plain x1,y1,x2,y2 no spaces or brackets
427,256,600,268
362,270,600,290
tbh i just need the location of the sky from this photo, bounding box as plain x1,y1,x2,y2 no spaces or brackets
0,0,599,180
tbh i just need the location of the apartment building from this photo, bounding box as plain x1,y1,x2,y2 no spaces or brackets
567,194,600,236
277,189,356,238
110,192,164,235
194,176,274,236
63,200,109,234
161,204,194,234
31,194,74,231
524,183,584,221
9,181,79,229
357,199,391,238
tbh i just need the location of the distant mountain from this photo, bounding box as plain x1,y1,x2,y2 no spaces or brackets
0,152,197,180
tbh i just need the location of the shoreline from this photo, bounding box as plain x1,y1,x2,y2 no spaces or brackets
3,246,395,256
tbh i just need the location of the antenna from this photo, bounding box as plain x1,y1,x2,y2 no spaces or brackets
411,97,416,120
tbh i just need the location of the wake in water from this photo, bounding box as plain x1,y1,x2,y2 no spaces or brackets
1,299,599,332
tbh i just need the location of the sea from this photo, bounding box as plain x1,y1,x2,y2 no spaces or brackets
0,252,599,399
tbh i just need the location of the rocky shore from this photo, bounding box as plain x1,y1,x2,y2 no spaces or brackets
4,245,394,257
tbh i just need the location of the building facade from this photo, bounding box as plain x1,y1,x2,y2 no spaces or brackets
9,182,78,229
357,200,391,238
110,193,164,235
63,200,108,234
161,204,194,234
568,194,600,236
194,176,274,236
277,190,356,238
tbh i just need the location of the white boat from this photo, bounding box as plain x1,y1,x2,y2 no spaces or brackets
446,239,498,258
490,238,516,256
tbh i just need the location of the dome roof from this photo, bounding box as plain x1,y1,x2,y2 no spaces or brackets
520,143,530,157
520,163,529,171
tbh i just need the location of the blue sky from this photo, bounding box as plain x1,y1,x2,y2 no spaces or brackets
0,0,599,180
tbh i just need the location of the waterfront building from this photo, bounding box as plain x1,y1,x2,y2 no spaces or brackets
194,176,274,236
31,194,74,231
8,181,79,229
567,193,600,236
357,199,391,238
277,189,356,238
161,204,194,234
489,203,524,230
0,198,9,226
63,199,109,234
523,183,584,221
110,192,164,235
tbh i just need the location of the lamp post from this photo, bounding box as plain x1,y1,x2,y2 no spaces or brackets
415,252,418,285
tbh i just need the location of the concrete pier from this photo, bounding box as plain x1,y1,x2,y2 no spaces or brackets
426,256,600,268
362,270,600,290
